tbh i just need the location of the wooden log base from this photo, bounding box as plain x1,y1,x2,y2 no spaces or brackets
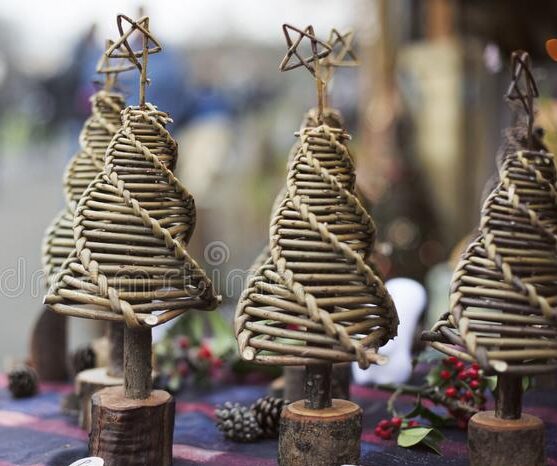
90,386,174,466
279,399,361,466
29,306,67,381
284,363,351,402
468,410,546,466
76,367,123,431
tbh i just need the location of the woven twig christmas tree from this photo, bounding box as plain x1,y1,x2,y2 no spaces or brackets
424,52,557,376
236,25,398,371
42,42,131,285
45,16,219,329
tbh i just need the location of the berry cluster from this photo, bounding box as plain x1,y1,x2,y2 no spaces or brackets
155,335,228,392
374,416,419,440
438,357,486,427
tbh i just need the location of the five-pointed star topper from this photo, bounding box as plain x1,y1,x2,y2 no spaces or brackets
106,14,161,69
96,39,135,90
325,29,358,68
279,24,332,77
106,14,162,106
320,28,358,85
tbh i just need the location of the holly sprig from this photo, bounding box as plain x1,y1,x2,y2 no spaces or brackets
374,355,489,454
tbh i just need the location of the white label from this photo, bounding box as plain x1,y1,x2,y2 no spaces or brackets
68,458,104,466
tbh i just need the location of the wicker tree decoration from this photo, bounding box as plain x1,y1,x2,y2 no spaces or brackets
42,42,133,285
424,51,557,378
236,25,398,372
45,15,219,334
421,50,556,466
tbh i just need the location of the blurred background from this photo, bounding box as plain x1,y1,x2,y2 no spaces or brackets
2,0,557,367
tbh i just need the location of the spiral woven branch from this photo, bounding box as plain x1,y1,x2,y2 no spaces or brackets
249,107,344,275
42,91,125,285
236,124,398,369
426,148,557,375
45,104,219,328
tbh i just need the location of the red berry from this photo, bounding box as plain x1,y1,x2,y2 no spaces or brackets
468,369,479,379
198,344,212,360
472,363,480,370
457,417,469,429
378,419,390,429
470,379,480,389
457,370,468,380
464,390,474,400
448,356,458,365
408,420,419,427
177,336,189,349
391,417,402,428
440,370,451,380
374,426,383,437
380,429,393,440
212,357,224,369
445,387,458,398
455,361,465,371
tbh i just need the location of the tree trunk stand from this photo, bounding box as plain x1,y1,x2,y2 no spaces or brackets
468,411,545,466
90,386,175,466
283,363,351,402
468,374,545,466
29,306,67,381
76,367,123,431
278,398,361,466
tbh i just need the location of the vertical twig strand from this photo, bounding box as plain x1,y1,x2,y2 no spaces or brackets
495,374,522,420
305,363,332,409
124,326,152,399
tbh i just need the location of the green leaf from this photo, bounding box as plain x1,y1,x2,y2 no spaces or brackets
207,313,237,357
189,312,204,345
422,434,443,455
398,427,444,455
485,375,498,392
522,376,531,392
397,427,433,448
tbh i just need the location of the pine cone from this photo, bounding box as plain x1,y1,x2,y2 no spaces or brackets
8,365,38,398
251,396,288,438
215,402,263,442
70,345,96,375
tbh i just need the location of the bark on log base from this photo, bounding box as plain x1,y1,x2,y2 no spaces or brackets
469,410,545,466
76,367,123,431
29,306,67,381
90,386,174,466
284,363,351,402
278,399,361,466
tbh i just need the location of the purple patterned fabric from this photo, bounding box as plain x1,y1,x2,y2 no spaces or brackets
0,374,555,465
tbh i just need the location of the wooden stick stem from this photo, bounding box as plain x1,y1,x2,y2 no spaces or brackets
139,18,149,108
495,373,522,420
305,363,332,409
124,326,152,399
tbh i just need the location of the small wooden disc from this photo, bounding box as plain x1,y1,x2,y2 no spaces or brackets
468,410,545,466
279,399,361,466
76,367,123,431
90,386,174,466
